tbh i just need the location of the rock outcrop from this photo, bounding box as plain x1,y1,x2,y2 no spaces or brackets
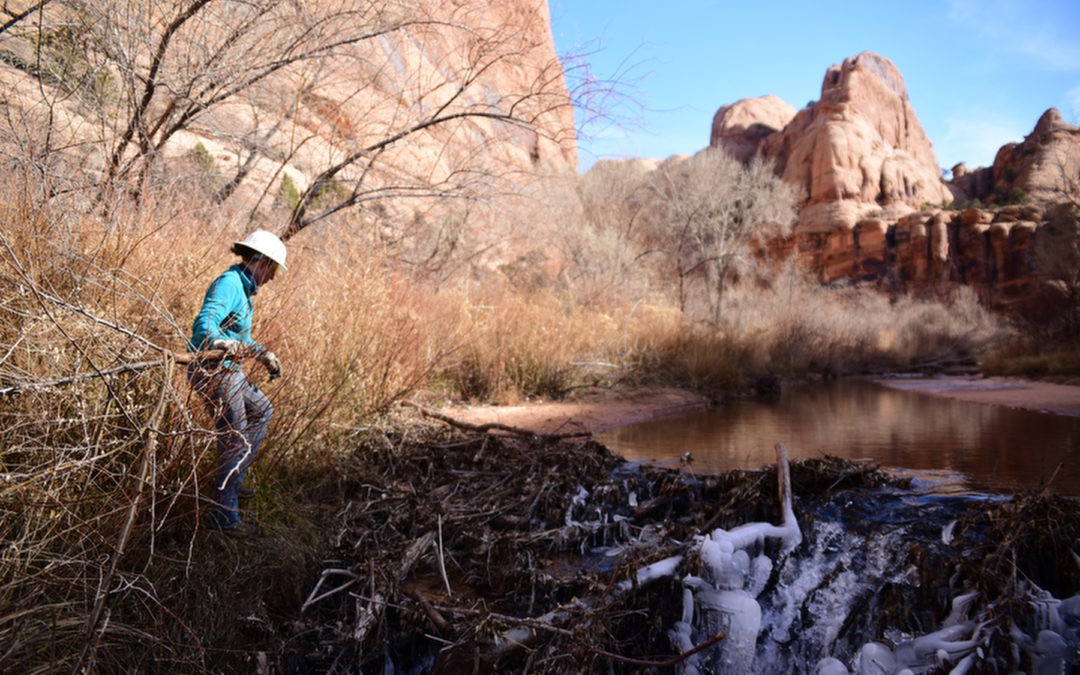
950,108,1080,206
702,51,1080,319
780,200,1054,315
711,52,952,233
710,96,797,164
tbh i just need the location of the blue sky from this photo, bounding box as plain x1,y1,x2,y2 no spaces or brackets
549,0,1080,175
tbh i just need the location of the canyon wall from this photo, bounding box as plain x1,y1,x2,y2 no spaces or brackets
0,0,578,265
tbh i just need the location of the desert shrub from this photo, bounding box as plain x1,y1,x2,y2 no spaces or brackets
557,221,650,307
980,342,1080,379
617,302,766,390
720,264,1010,377
438,287,626,402
278,173,302,210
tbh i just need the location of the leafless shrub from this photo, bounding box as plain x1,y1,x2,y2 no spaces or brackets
643,149,799,323
723,262,1010,376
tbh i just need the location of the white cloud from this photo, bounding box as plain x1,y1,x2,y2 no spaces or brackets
946,0,1080,71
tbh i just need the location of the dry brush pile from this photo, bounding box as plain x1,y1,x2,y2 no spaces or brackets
244,419,1080,674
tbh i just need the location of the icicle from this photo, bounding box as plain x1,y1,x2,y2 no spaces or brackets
745,551,772,598
944,591,979,626
893,621,981,669
564,485,589,526
1032,630,1069,675
665,588,700,674
679,443,803,673
616,554,684,591
942,519,958,545
948,652,977,675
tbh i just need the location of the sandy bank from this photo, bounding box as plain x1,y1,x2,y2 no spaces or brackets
875,375,1080,417
437,386,711,436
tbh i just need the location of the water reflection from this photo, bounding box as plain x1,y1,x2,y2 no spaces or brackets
598,379,1080,495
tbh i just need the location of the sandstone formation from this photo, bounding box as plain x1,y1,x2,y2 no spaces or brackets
950,108,1080,206
0,0,577,261
711,52,952,233
710,96,797,163
702,51,1080,320
783,202,1048,314
775,104,1077,316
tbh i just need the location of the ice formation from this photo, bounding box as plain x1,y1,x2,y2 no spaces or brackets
670,443,801,673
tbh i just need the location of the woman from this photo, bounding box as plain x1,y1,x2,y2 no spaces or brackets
188,230,287,536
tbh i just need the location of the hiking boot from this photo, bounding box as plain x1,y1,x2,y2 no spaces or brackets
238,485,256,500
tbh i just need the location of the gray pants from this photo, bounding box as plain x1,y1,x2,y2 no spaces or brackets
188,366,272,528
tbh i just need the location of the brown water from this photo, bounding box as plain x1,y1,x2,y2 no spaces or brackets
598,378,1080,495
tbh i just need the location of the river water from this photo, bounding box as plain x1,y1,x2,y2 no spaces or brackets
599,378,1080,496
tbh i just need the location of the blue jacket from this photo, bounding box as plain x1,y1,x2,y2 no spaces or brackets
189,264,265,367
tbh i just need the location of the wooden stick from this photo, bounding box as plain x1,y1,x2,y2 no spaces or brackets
776,442,792,517
597,631,726,667
75,354,176,671
0,349,226,397
404,587,451,635
436,515,452,599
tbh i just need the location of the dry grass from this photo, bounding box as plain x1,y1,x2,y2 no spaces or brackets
981,342,1080,380
435,285,626,402
723,264,1009,378
0,192,463,670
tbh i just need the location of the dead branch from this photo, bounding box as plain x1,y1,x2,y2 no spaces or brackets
398,532,437,583
403,587,451,635
302,569,362,614
597,631,726,667
0,349,226,397
75,353,176,671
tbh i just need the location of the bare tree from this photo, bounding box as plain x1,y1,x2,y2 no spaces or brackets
0,0,575,235
645,148,798,323
559,158,654,305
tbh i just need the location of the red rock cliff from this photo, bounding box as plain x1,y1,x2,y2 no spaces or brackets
712,52,952,233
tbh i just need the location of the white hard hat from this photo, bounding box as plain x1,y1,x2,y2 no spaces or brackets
232,230,288,271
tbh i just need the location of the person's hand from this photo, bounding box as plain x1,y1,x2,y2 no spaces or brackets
209,339,244,358
259,351,282,380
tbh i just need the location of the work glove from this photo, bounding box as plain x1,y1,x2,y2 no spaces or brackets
258,351,282,380
208,339,244,358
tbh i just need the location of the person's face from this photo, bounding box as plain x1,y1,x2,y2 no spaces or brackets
251,257,279,286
